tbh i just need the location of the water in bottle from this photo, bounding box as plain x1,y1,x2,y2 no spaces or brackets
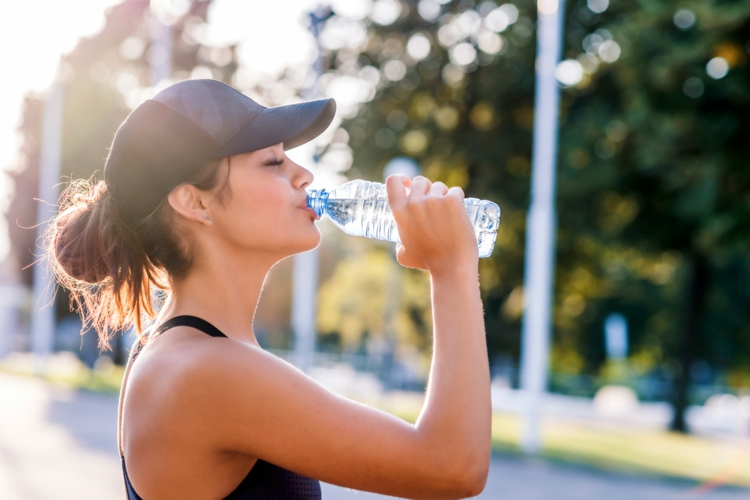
306,179,501,258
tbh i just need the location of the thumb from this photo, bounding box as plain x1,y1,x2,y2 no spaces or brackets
386,174,410,211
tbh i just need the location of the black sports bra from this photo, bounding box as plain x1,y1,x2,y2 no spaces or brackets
121,315,322,499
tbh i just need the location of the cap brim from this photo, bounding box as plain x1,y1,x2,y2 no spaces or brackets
214,98,336,157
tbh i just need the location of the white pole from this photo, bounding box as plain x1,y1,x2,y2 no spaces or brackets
292,250,318,373
30,79,64,373
519,0,565,454
291,9,329,373
0,285,30,358
150,0,172,87
380,158,420,385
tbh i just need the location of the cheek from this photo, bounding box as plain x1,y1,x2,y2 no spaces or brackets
220,177,312,248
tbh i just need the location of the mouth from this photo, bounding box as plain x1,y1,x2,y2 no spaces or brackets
298,199,320,220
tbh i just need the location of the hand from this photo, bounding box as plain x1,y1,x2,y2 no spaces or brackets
386,175,479,276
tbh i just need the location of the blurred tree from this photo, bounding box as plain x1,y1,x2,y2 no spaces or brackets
317,245,432,354
555,0,750,431
315,0,540,369
7,0,242,360
316,0,750,432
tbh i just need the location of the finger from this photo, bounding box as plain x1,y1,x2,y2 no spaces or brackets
410,176,432,196
447,186,465,200
430,181,449,196
386,174,409,210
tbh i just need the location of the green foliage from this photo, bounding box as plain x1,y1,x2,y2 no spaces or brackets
317,0,750,389
317,247,432,356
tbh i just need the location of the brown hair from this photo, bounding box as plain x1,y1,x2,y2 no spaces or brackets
45,158,230,350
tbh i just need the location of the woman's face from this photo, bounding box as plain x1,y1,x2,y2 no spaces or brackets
205,143,321,259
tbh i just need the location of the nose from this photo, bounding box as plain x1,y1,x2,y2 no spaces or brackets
293,161,314,191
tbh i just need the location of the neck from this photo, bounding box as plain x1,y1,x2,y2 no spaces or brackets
158,245,281,345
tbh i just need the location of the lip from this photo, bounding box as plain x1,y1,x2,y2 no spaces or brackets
298,199,320,220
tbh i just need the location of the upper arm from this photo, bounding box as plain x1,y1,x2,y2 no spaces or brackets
176,341,478,499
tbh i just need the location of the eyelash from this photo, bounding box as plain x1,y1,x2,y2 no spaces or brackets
266,159,284,167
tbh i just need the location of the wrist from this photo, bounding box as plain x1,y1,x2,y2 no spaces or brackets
429,260,479,284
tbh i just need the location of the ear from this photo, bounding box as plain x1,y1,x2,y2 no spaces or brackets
167,184,211,224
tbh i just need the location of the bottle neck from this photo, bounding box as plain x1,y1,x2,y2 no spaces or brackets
306,189,329,217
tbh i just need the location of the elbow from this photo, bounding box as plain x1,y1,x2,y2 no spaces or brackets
438,449,490,499
452,457,489,498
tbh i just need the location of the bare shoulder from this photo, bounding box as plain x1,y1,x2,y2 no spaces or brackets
131,326,287,399
132,327,324,425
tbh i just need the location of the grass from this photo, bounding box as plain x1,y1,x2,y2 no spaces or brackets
372,395,750,489
0,352,124,394
2,354,748,490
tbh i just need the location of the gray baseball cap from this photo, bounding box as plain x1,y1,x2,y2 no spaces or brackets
104,79,336,221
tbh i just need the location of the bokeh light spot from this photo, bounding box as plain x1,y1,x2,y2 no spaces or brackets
470,102,495,131
556,60,584,86
116,72,139,94
477,32,505,55
383,59,407,81
449,42,478,67
190,66,214,80
375,128,396,149
477,1,498,17
329,0,372,21
673,9,696,30
457,10,482,37
683,77,705,98
485,8,510,33
400,129,430,155
371,0,402,26
319,17,368,51
434,106,460,130
407,33,432,60
598,40,621,63
587,0,609,14
417,0,442,22
499,3,519,23
706,57,729,79
437,24,461,48
119,37,145,61
605,120,628,142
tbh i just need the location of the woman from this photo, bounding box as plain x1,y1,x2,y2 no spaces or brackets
49,79,491,499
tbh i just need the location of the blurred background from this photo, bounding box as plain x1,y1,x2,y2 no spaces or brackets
0,0,748,498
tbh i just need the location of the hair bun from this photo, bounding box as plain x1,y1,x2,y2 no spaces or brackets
52,180,117,284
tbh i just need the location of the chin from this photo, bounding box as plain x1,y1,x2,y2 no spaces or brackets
300,231,322,253
284,228,322,258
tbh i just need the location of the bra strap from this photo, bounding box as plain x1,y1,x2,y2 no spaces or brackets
129,315,227,362
152,315,228,338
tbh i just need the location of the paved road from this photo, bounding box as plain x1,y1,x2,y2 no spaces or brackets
0,373,747,499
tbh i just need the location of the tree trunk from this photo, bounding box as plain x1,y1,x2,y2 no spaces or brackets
670,252,710,432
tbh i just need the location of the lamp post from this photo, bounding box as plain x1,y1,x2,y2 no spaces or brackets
149,0,172,87
380,157,420,387
519,0,566,454
291,7,332,374
30,77,64,373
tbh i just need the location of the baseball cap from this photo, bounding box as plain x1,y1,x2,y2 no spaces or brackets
103,79,336,221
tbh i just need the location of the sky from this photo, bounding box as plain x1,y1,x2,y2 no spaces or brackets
0,0,373,263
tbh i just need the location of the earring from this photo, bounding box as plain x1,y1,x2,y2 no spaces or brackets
201,214,211,222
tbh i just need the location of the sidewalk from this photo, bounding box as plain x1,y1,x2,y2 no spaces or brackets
0,372,747,499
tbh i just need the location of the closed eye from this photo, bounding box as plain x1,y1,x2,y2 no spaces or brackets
263,158,285,167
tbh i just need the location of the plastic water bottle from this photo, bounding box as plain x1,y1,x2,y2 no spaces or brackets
307,179,501,258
